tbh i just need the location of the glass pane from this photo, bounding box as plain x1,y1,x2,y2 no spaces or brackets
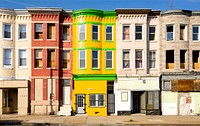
92,25,98,32
136,51,142,58
80,60,85,68
80,51,85,59
20,59,26,66
106,34,112,40
5,24,11,32
123,60,130,68
79,25,85,32
167,32,173,40
136,26,142,32
106,51,112,59
123,26,130,33
92,51,98,58
98,95,104,100
19,50,26,58
167,26,173,32
63,79,70,85
4,49,11,58
136,60,142,68
193,34,198,40
123,51,129,60
149,27,155,33
136,33,142,40
106,60,112,68
92,60,98,68
79,33,85,40
106,26,112,33
193,27,198,33
19,25,26,32
35,24,42,32
149,34,155,41
92,33,98,40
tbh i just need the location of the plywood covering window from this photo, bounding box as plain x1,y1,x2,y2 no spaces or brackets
180,50,186,69
35,23,43,39
47,23,55,39
166,50,174,69
47,78,55,100
123,25,130,40
47,49,55,68
180,25,186,40
62,50,70,69
35,79,43,100
35,49,42,68
62,25,70,41
193,51,200,69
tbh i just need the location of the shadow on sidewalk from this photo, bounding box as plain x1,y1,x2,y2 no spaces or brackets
0,120,22,125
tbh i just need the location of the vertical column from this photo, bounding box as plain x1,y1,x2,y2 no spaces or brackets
0,89,2,115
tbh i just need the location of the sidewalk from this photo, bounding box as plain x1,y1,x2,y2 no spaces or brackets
0,114,200,125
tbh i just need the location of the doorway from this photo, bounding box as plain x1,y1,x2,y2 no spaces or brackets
76,94,85,114
132,91,145,114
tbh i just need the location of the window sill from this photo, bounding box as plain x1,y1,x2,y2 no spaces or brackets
92,68,100,70
34,39,43,41
135,39,143,41
3,38,12,41
105,40,114,42
18,39,27,42
78,68,87,70
122,40,131,42
78,40,86,42
62,40,71,42
62,68,70,70
122,68,132,70
89,106,105,108
3,66,13,69
47,39,56,41
106,68,114,70
18,66,28,69
192,40,200,42
92,40,100,42
136,68,144,69
34,67,43,69
149,40,157,43
166,40,174,42
47,67,56,69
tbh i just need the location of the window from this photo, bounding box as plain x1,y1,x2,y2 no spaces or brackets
123,25,130,40
4,23,11,39
62,50,70,69
47,23,55,39
106,26,112,41
19,49,27,67
47,49,55,68
62,25,70,41
180,50,186,69
123,50,130,68
92,25,99,40
180,25,186,40
135,50,143,68
35,49,42,68
162,81,171,91
89,94,105,107
3,49,12,67
92,50,99,68
35,23,43,39
135,25,142,40
78,24,85,40
167,25,174,41
193,51,200,69
193,26,199,41
79,50,86,68
19,24,26,39
147,91,159,109
106,51,113,69
149,26,156,41
149,51,156,68
63,79,70,86
166,50,174,69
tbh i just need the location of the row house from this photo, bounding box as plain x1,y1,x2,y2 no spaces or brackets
72,9,116,116
160,10,200,115
27,8,72,115
114,9,161,115
0,9,31,115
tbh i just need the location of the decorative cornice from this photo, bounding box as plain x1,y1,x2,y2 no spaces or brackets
72,9,116,18
116,8,151,14
27,7,63,13
0,8,16,15
161,10,192,16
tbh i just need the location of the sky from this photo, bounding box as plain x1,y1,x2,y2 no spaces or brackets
0,0,200,11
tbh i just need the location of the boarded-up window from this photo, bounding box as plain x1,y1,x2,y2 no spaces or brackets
47,79,56,100
47,49,55,68
63,50,70,69
47,23,55,39
35,79,43,100
35,49,42,68
147,91,159,110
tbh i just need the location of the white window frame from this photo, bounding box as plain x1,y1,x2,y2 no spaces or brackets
92,25,99,41
192,25,200,41
78,24,86,41
79,50,86,69
122,25,131,41
122,50,130,69
149,26,156,41
135,25,143,40
19,49,27,68
105,25,113,41
135,50,143,69
3,48,12,68
92,50,99,69
89,94,105,107
149,51,156,69
106,50,113,69
3,23,12,40
166,24,174,41
19,24,27,40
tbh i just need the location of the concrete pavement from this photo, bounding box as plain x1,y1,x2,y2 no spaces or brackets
0,114,200,125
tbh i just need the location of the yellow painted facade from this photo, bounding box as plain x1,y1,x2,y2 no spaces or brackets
72,9,116,116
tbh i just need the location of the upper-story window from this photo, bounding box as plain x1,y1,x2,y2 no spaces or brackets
135,25,142,40
19,24,26,39
149,51,156,68
4,23,11,39
34,49,42,68
166,25,174,41
149,26,156,41
79,50,86,69
92,50,99,69
35,23,43,39
62,25,70,41
193,26,199,41
62,50,70,69
106,51,113,69
78,24,86,41
19,49,27,67
123,25,130,40
135,50,143,68
3,49,12,68
123,50,130,69
106,26,113,41
47,23,56,39
47,49,56,68
92,25,99,41
180,25,186,41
